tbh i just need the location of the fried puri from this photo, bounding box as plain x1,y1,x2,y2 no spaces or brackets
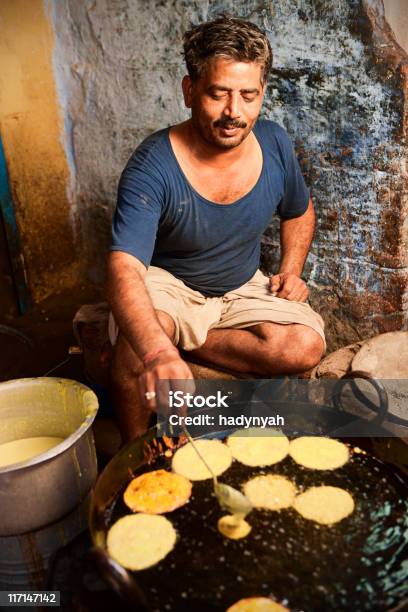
227,429,289,467
294,485,355,525
123,469,192,514
107,514,176,570
243,475,296,510
289,437,349,470
227,597,289,611
172,439,232,481
217,514,252,540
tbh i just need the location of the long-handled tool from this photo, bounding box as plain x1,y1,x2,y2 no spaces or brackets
181,424,252,516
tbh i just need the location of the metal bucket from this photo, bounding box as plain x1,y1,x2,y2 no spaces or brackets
0,493,91,591
0,377,98,535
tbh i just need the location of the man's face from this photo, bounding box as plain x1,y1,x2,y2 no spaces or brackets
183,58,265,149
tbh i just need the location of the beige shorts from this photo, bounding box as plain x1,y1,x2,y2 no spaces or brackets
109,265,326,352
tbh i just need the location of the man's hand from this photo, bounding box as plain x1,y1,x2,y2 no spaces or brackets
139,348,195,415
269,272,309,302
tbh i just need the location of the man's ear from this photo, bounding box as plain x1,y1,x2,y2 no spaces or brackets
182,75,193,108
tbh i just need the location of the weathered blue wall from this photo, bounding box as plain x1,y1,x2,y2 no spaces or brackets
50,0,408,349
257,0,408,345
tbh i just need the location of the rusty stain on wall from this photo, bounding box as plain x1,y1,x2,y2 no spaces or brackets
48,0,408,349
0,0,83,302
255,0,408,348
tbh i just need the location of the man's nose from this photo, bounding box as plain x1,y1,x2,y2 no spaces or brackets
224,93,241,119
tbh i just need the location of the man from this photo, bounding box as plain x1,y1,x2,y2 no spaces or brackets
108,15,325,441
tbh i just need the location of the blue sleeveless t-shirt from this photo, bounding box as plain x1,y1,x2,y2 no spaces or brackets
111,119,309,297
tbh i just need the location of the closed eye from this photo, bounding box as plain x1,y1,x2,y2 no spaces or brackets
210,93,227,100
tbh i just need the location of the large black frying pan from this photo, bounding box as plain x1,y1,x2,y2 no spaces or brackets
89,387,408,612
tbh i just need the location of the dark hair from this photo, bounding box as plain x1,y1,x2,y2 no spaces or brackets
183,15,273,83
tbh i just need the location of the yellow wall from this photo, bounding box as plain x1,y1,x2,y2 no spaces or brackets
0,0,81,302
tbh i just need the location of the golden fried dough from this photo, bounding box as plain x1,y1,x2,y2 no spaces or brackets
217,514,252,540
294,486,355,525
227,597,288,611
289,437,349,470
107,514,176,570
172,439,232,481
227,429,289,467
243,475,296,510
123,469,192,514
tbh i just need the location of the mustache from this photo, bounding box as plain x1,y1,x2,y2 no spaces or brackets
213,119,247,129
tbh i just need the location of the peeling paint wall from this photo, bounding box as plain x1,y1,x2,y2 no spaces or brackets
50,0,408,349
259,0,408,346
0,0,83,302
49,0,204,283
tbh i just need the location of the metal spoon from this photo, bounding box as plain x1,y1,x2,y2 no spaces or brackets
181,425,252,516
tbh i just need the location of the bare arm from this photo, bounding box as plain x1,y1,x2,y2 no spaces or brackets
279,198,315,275
107,251,194,412
107,250,174,358
270,198,315,301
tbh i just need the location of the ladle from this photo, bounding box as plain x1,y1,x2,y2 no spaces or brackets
181,424,252,517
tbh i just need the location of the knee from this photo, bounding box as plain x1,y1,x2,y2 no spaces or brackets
260,325,324,375
110,336,143,388
155,310,177,343
289,327,324,372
